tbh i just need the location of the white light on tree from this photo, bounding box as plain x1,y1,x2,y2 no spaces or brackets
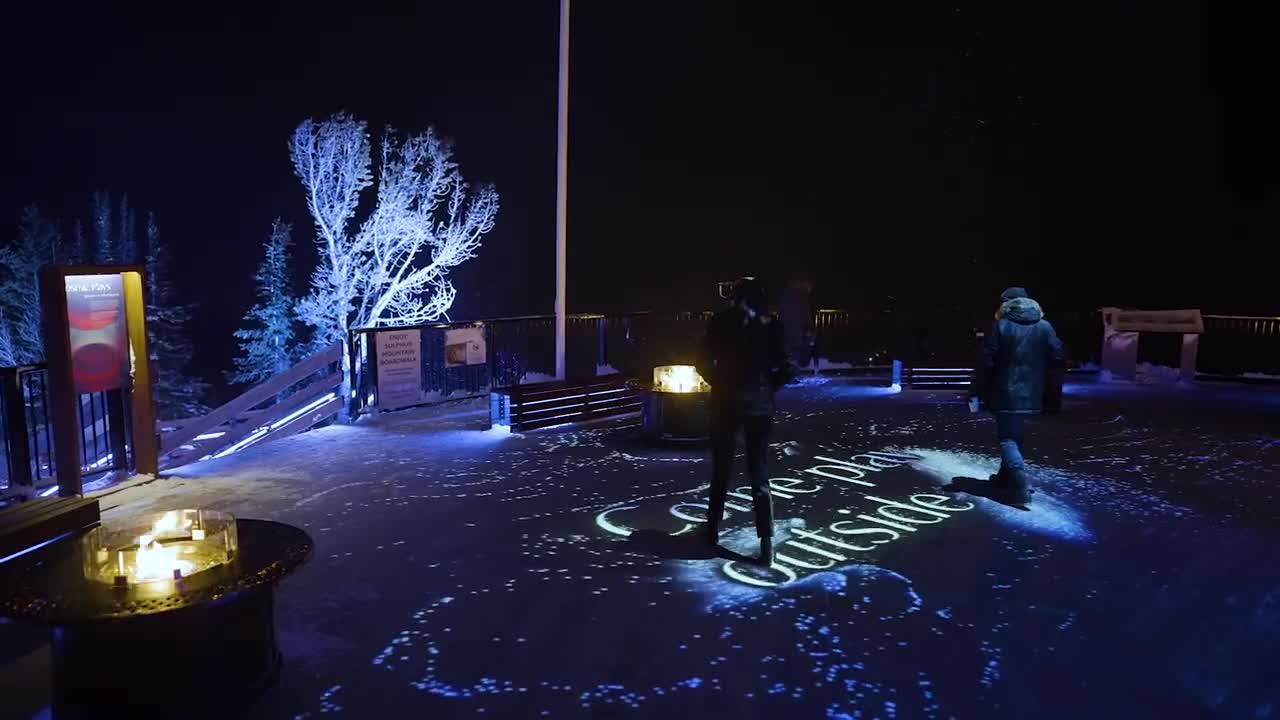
0,205,60,366
290,113,499,397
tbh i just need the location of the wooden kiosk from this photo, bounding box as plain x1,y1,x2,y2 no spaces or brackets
1100,307,1204,382
38,265,158,497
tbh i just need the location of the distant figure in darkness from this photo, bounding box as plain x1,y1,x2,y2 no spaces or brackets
968,287,1064,505
696,278,793,565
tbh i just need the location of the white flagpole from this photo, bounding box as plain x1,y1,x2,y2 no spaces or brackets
554,0,570,380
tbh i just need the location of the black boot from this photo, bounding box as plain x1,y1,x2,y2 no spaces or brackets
989,468,1034,495
1007,468,1032,505
759,536,774,566
705,525,720,548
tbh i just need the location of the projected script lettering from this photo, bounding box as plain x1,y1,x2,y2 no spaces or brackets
596,450,974,587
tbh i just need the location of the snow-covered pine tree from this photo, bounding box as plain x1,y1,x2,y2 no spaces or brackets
143,212,209,419
118,193,138,264
0,312,16,368
230,219,298,385
0,205,62,365
70,219,88,264
90,190,114,264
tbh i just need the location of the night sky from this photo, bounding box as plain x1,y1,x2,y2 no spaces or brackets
3,1,1277,393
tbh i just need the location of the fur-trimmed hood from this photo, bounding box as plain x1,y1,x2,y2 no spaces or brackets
997,297,1044,325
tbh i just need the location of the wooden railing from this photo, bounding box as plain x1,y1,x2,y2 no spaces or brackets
157,343,344,470
1198,315,1280,377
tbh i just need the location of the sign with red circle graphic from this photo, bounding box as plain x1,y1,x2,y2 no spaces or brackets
65,274,129,394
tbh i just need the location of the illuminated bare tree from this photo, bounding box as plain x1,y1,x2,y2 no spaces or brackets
290,113,499,389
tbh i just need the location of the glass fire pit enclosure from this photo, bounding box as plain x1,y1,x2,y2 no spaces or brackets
0,508,312,719
642,365,712,442
81,509,237,587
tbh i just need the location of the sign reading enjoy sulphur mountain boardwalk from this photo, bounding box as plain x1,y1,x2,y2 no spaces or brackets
375,329,422,411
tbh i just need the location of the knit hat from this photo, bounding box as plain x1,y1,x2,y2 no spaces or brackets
1000,287,1029,301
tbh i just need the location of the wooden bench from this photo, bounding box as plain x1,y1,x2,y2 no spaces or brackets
904,366,975,389
490,376,643,432
0,496,100,562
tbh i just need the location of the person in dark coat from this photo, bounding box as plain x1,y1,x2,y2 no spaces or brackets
969,287,1064,504
696,278,793,565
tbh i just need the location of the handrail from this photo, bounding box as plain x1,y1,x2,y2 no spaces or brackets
349,311,652,337
159,342,343,456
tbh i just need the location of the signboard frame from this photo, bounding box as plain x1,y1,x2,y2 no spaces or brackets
444,326,487,367
64,273,131,394
1103,307,1204,335
1099,307,1202,382
40,265,158,496
374,328,424,411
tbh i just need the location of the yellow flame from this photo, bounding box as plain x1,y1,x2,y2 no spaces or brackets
654,365,707,393
133,539,194,581
129,511,196,582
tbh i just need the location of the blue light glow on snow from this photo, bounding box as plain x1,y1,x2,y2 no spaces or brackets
73,375,1272,720
890,446,1094,542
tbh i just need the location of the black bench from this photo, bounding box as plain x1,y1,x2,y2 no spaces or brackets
904,366,975,389
490,376,643,432
0,496,101,562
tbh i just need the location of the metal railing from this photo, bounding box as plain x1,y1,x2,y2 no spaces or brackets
811,308,1104,368
7,308,1275,479
348,307,1280,417
348,314,652,418
1198,315,1280,377
1,365,124,493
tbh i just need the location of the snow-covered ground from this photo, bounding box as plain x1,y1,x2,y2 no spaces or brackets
3,378,1278,719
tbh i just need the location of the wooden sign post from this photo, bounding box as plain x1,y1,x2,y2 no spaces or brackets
39,265,157,497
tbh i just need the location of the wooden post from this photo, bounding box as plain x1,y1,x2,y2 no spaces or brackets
346,331,361,419
122,270,158,475
597,318,607,375
1,368,33,490
40,267,83,496
367,332,381,413
554,0,570,380
106,389,129,471
1180,333,1200,382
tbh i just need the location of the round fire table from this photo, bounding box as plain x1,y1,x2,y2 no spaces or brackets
642,365,712,443
0,509,312,719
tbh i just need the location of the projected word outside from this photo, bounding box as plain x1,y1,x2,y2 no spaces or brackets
595,450,974,587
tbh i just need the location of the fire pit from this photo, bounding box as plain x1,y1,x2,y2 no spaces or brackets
82,509,239,587
642,365,712,443
0,509,311,719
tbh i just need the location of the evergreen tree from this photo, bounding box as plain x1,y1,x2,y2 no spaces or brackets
144,212,210,419
118,193,138,264
70,219,88,264
0,205,61,365
91,190,114,263
0,311,16,368
230,219,298,385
